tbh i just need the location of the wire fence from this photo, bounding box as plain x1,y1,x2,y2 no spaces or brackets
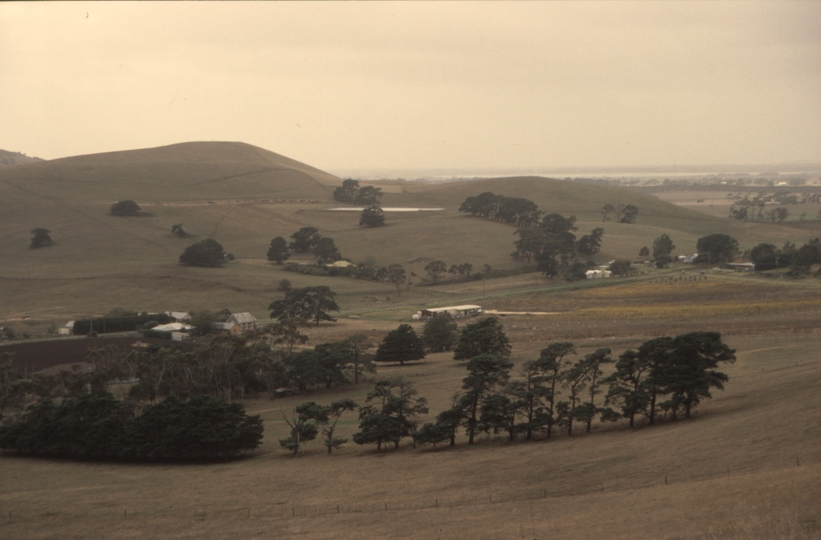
3,452,818,525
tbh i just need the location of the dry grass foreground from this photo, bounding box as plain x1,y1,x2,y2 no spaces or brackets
1,333,820,539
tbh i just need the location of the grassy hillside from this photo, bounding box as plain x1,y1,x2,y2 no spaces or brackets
1,142,819,325
1,332,819,539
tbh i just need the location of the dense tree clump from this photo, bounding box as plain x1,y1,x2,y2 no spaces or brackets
509,212,606,281
29,228,54,249
459,192,541,227
421,313,458,352
110,200,142,216
179,239,227,267
359,205,385,227
748,238,821,273
695,234,739,265
312,237,342,264
453,317,511,361
289,227,322,253
374,324,425,365
0,394,263,461
268,285,340,326
333,178,383,206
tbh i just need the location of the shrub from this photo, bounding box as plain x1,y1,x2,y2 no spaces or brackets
110,200,141,216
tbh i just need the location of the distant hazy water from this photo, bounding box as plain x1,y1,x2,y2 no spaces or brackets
327,207,445,212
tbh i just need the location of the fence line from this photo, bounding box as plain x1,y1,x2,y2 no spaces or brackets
3,452,818,525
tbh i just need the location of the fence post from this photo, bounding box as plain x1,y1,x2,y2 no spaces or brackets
435,499,438,508
664,476,668,486
337,505,340,514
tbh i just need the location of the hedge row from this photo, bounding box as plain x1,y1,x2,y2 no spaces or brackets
0,394,263,461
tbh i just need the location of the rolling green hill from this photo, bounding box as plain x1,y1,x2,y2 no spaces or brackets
1,141,818,323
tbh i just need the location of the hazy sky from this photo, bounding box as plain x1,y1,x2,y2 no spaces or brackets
2,1,819,174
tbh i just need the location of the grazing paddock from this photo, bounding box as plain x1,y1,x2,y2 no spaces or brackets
2,333,820,539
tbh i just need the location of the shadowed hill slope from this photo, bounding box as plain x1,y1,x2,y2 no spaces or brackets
0,150,44,168
0,141,337,203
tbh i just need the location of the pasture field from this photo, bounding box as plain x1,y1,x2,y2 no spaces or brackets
2,142,821,538
2,142,820,328
1,332,820,539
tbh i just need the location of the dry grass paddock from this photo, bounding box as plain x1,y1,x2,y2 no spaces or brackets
1,330,820,539
2,143,821,538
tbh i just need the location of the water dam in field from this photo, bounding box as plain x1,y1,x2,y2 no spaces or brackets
327,207,445,212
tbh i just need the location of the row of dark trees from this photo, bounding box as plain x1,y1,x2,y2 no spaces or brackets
422,260,489,284
458,192,542,227
393,330,734,449
747,238,821,273
0,393,263,461
280,323,735,454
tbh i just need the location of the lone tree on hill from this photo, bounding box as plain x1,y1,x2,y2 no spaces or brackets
29,228,54,249
359,205,385,227
110,200,141,216
652,233,676,267
179,239,227,267
266,237,290,264
385,264,406,296
374,324,425,365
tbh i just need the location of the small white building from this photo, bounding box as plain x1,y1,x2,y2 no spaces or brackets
164,311,191,322
413,305,483,320
585,270,612,279
58,321,75,336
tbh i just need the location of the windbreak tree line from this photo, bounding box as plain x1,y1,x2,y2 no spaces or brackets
285,328,734,454
411,330,735,448
0,394,263,461
746,238,821,274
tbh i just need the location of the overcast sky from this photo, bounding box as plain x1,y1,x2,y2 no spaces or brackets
1,1,819,175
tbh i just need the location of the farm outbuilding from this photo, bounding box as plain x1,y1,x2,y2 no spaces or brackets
226,312,259,333
413,305,483,320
